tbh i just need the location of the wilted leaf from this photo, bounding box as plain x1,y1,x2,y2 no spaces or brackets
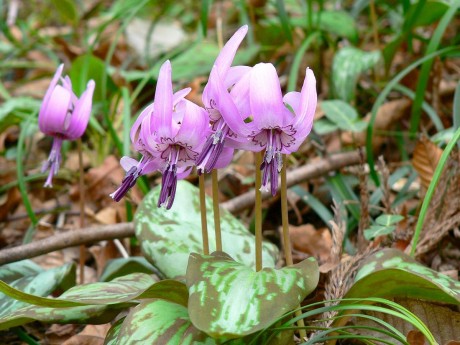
289,224,332,262
115,299,215,345
135,181,279,279
346,248,460,305
186,251,319,338
331,47,381,102
412,137,443,189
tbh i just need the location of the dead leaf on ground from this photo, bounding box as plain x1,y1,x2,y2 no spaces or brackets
412,136,443,189
289,224,332,263
61,324,111,345
407,330,426,345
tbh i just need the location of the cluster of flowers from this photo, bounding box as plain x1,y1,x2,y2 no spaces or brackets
39,25,317,210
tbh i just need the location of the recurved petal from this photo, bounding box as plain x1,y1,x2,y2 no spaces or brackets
131,103,154,145
153,60,174,139
225,65,251,88
212,66,253,137
173,87,191,105
39,64,64,128
38,85,72,135
120,156,139,172
283,91,301,116
215,25,248,78
230,70,251,119
174,100,209,148
65,80,95,140
250,63,288,129
292,68,317,131
212,146,234,169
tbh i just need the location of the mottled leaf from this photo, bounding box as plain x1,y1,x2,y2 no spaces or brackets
321,100,367,132
115,299,216,345
135,181,279,279
0,263,76,318
100,257,158,282
0,304,120,331
346,248,460,304
332,47,381,102
0,273,158,308
186,252,319,338
0,259,44,283
104,317,125,345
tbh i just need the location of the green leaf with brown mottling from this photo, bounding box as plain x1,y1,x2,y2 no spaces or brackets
0,260,44,283
104,317,125,345
0,263,76,318
115,299,216,345
135,180,279,279
346,248,460,304
186,251,319,338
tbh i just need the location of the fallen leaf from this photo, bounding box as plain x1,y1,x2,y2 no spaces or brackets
407,330,426,345
289,224,332,263
412,136,443,189
62,324,111,345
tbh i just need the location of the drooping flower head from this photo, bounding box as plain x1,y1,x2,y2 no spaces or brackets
230,63,317,195
111,60,209,209
39,64,95,187
196,25,251,173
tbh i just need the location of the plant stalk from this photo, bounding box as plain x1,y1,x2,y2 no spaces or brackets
77,138,85,284
281,154,306,339
211,169,222,251
199,173,210,255
254,151,263,271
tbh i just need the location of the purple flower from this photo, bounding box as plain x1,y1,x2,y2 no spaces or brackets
196,25,251,173
111,60,209,209
38,64,95,187
233,63,317,195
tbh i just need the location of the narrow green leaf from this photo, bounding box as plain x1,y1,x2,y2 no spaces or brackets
275,0,293,43
200,0,213,36
405,0,449,27
375,214,404,226
186,251,319,338
135,181,279,279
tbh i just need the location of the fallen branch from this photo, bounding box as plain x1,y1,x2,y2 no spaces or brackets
0,223,134,265
222,150,362,213
0,151,361,265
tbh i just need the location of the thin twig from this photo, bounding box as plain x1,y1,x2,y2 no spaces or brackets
0,223,135,265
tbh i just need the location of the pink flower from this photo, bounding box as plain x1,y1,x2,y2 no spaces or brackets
39,64,95,187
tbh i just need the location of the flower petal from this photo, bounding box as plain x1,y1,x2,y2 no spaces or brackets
174,100,209,148
230,70,251,118
225,66,251,88
215,25,248,78
283,91,301,116
153,60,173,139
39,64,64,130
292,68,317,136
65,80,95,140
212,66,253,137
38,85,72,135
212,146,234,169
250,63,288,129
173,87,191,105
131,103,154,146
120,156,139,172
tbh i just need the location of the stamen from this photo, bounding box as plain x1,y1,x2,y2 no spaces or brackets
42,138,63,188
110,165,141,202
196,119,229,173
259,129,285,196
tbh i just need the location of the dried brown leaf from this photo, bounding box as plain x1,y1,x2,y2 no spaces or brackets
412,137,443,189
289,224,332,263
407,330,426,345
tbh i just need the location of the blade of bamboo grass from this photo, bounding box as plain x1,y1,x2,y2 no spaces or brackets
409,0,460,135
199,174,210,255
280,155,306,339
211,169,222,251
410,126,460,256
254,152,263,271
17,120,38,243
366,46,459,185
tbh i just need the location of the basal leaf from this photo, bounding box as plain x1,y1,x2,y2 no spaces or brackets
331,47,381,102
346,248,460,305
0,260,44,283
0,304,120,331
104,317,125,345
321,100,367,132
318,10,358,43
0,273,158,308
135,181,279,279
313,117,339,135
115,299,216,345
100,257,158,282
375,214,404,226
0,263,76,318
186,252,319,338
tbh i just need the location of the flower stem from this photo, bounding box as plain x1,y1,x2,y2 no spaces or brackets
77,138,85,284
254,151,263,271
199,173,210,255
280,154,306,339
211,169,222,251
